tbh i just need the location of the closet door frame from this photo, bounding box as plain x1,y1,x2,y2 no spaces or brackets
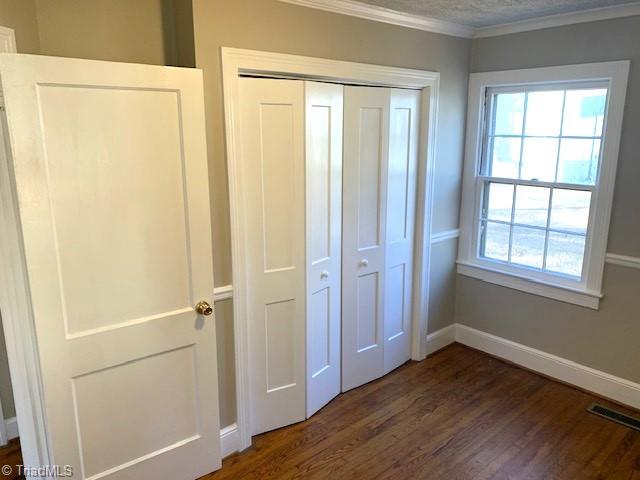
222,48,440,451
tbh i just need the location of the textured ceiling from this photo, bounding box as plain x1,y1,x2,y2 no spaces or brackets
354,0,637,27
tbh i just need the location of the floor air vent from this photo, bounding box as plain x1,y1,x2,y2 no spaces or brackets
587,403,640,431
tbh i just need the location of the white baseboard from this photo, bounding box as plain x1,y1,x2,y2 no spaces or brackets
220,423,240,458
5,417,18,440
425,324,456,355
455,324,640,410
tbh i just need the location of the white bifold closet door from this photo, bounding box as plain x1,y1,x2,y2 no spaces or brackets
342,86,420,392
341,86,390,392
383,89,420,375
306,82,343,418
238,78,343,435
239,77,306,435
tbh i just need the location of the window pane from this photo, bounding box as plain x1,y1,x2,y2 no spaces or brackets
493,93,525,136
557,138,600,185
477,85,609,282
546,232,586,277
562,89,607,137
484,183,514,222
511,226,545,269
487,137,521,178
521,138,558,182
524,91,564,136
550,189,591,234
481,221,510,261
514,185,550,227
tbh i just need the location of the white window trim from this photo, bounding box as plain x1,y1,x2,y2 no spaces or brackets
458,61,630,310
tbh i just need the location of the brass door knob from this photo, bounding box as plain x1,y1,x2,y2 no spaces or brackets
195,301,213,316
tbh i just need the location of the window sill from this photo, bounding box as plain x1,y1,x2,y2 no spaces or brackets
457,261,602,310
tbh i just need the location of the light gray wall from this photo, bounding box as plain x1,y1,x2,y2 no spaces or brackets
0,316,14,418
214,299,236,428
428,240,459,334
456,15,640,383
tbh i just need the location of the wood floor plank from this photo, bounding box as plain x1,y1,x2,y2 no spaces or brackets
0,439,23,480
204,344,640,480
2,343,638,479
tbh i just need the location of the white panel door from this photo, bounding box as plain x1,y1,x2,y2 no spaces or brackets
305,81,343,417
384,89,420,374
342,86,390,392
238,78,306,435
0,54,220,479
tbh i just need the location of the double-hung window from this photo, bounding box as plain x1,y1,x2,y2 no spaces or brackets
458,62,629,309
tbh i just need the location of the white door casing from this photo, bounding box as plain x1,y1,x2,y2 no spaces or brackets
383,89,420,374
305,81,343,417
238,77,306,435
0,54,220,479
341,86,390,392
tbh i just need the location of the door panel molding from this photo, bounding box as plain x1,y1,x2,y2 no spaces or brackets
222,48,440,450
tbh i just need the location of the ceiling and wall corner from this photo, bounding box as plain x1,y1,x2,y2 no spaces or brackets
281,0,640,37
354,0,639,27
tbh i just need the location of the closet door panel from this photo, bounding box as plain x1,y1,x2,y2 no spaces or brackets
306,82,343,417
342,86,390,392
384,89,420,374
238,78,306,435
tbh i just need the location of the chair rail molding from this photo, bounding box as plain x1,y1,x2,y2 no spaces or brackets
213,284,233,302
431,228,460,245
605,253,640,270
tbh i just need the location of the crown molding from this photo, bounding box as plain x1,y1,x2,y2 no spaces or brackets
280,0,640,40
279,0,475,38
474,2,640,38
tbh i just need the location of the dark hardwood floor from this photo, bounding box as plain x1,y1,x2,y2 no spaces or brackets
2,344,639,479
0,439,22,480
204,344,640,480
